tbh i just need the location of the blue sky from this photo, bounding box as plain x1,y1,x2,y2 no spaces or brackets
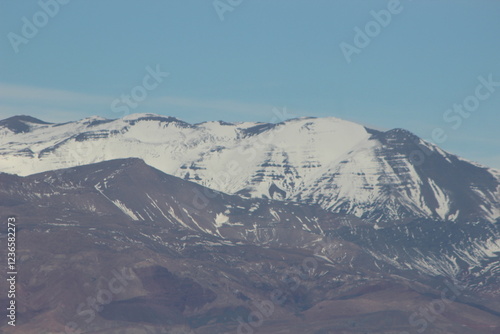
0,0,499,168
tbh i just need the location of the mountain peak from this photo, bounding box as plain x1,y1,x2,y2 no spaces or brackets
122,113,191,128
0,115,50,123
78,115,109,122
122,113,181,122
0,115,52,133
122,113,164,121
385,127,418,138
0,114,498,223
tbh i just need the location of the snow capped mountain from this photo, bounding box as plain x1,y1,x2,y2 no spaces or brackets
0,113,498,223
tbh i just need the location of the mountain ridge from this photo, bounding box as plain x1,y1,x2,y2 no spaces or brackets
0,113,498,223
1,157,499,334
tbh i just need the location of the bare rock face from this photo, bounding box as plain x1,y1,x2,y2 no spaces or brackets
0,158,498,333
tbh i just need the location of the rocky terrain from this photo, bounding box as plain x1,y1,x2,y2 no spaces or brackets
0,158,498,333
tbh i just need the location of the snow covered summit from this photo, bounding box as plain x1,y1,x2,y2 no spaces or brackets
0,113,498,223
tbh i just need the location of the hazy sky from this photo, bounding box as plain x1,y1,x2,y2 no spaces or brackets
0,0,499,168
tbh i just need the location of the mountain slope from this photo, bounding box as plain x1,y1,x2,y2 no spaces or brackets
0,113,498,223
0,158,499,334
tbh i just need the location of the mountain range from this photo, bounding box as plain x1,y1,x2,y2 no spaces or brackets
0,114,498,223
0,158,499,334
0,114,499,333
